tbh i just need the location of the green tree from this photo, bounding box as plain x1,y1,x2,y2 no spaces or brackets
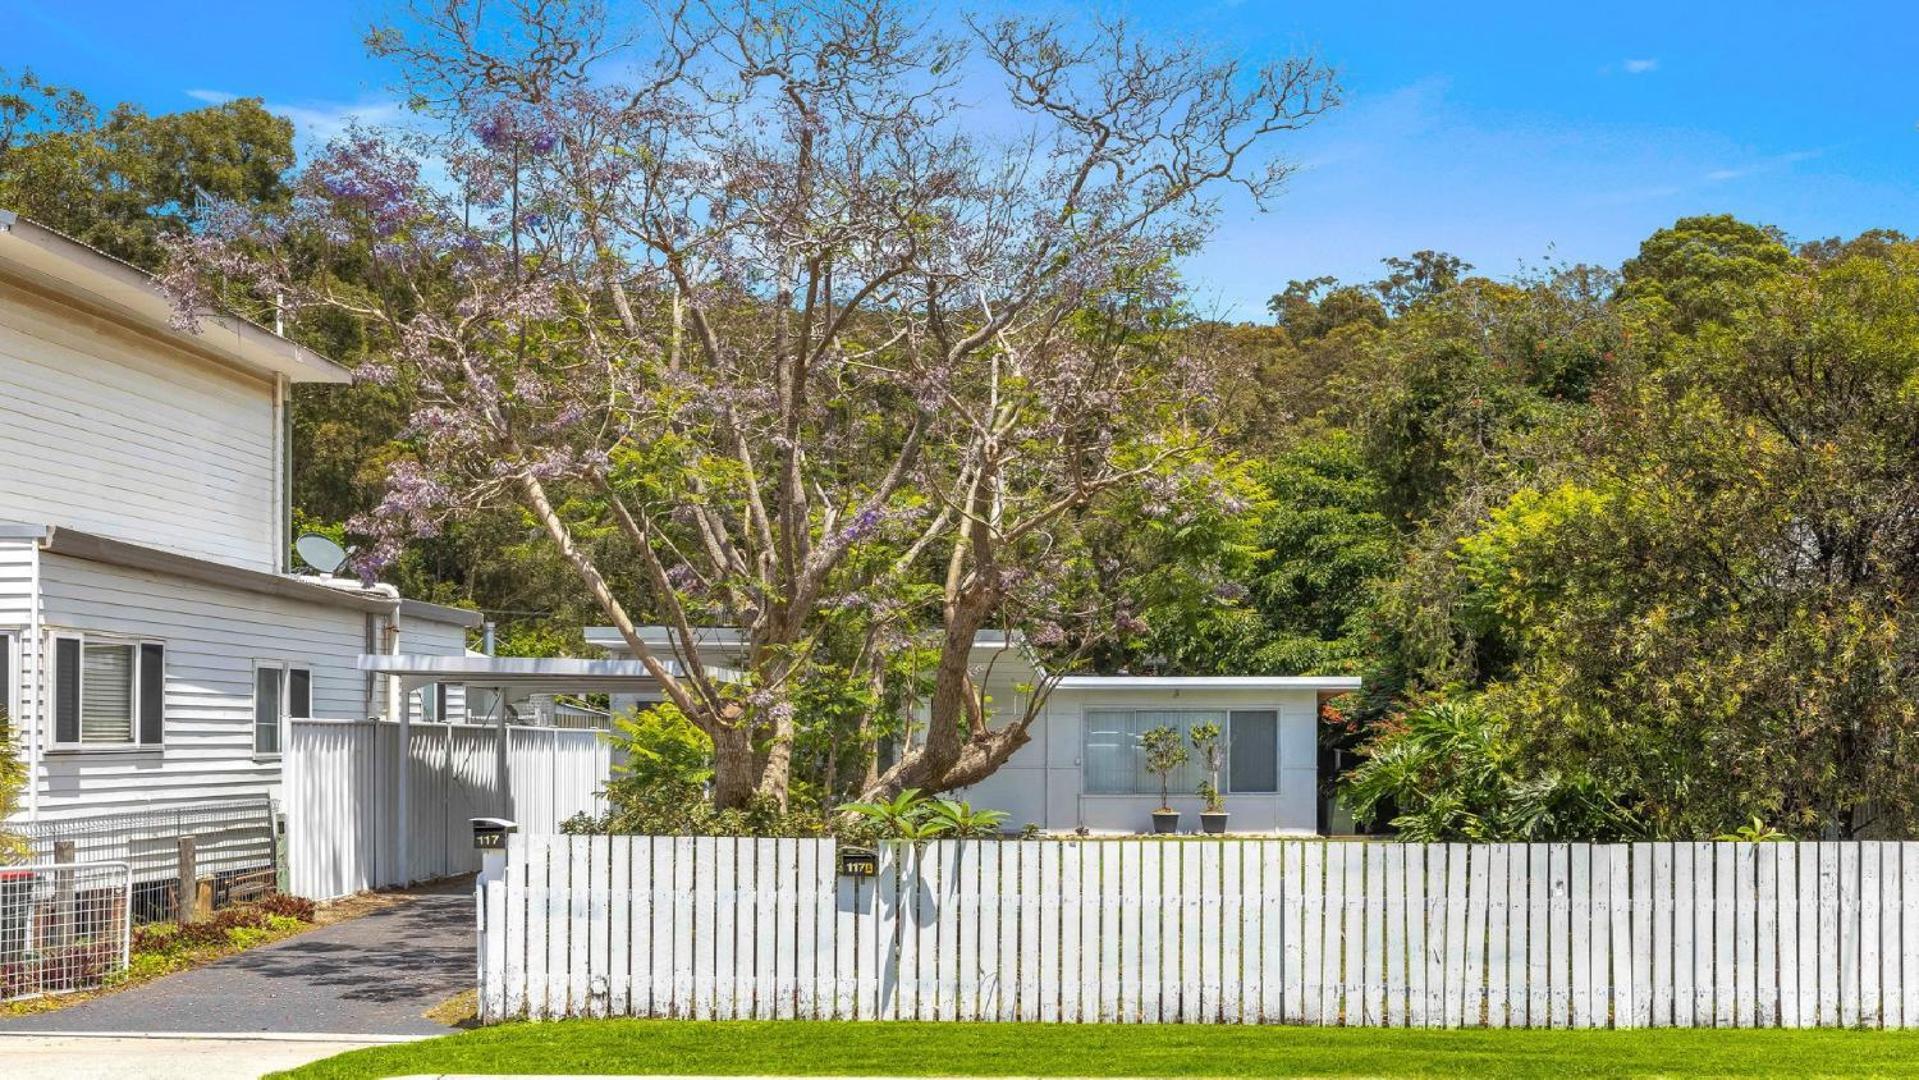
1348,268,1615,526
1374,250,1471,315
1617,213,1796,330
1157,431,1393,676
0,71,293,270
1426,242,1919,838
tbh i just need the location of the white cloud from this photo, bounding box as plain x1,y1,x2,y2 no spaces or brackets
181,88,411,146
1704,148,1823,183
1622,58,1659,75
268,99,412,145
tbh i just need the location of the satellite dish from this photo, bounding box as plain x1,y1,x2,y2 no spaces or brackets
294,534,350,575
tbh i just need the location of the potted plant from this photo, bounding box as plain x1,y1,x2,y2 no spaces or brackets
1140,724,1189,834
1191,722,1229,834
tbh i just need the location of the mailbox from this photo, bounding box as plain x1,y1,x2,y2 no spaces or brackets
471,817,518,852
837,847,878,877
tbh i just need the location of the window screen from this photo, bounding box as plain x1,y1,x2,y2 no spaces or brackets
1083,709,1220,796
1227,710,1280,793
80,642,135,744
54,637,80,743
288,668,312,719
139,642,166,744
0,633,11,720
255,666,284,755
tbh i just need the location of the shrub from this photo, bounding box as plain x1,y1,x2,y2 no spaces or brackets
569,790,832,839
838,789,1010,841
253,892,316,922
129,895,313,955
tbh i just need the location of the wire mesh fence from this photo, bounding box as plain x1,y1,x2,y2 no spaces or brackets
0,861,132,1001
3,798,277,924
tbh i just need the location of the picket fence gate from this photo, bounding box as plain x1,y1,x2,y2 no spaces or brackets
479,835,1919,1028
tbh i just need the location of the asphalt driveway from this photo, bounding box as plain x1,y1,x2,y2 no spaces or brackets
0,878,475,1037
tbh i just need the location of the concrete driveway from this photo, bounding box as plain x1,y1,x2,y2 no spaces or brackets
0,1032,408,1080
0,878,475,1037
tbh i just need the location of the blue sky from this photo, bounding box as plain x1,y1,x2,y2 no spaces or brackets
11,1,1917,318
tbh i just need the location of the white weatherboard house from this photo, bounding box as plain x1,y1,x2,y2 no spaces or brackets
586,626,1359,835
0,210,480,828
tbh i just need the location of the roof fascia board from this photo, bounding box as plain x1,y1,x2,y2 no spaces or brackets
42,527,396,615
0,214,350,385
1053,675,1363,690
399,598,485,629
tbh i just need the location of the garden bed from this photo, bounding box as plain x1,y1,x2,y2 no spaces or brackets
1,893,318,1015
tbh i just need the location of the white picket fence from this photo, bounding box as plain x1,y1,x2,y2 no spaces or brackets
285,720,614,900
480,836,1919,1028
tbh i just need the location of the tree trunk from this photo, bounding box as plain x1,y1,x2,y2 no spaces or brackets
860,717,1036,802
711,723,758,810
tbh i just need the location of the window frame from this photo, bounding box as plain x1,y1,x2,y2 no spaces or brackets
1079,705,1283,797
253,660,289,759
48,631,166,752
287,666,313,720
0,630,15,732
416,681,453,724
1225,708,1281,794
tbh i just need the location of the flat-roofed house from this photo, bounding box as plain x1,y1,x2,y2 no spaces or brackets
586,625,1359,835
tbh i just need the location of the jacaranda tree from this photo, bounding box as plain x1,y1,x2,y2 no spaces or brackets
166,0,1337,808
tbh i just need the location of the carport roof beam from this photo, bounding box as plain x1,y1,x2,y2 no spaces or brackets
356,653,740,695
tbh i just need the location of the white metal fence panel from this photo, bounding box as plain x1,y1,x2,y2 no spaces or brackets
481,837,1919,1027
6,799,276,924
285,720,613,900
0,861,132,1002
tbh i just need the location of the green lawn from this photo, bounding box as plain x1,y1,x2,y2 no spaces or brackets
275,1020,1919,1079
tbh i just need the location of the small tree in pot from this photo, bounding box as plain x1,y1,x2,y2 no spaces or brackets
1191,722,1229,834
1141,725,1190,834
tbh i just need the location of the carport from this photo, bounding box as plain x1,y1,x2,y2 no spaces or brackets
353,653,698,879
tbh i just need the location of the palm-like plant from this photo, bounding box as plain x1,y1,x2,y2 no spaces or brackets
924,799,1011,838
0,705,23,857
838,789,1010,840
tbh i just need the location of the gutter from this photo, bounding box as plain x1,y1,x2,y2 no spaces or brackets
398,598,485,629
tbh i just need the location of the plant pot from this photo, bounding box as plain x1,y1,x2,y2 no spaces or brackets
1150,809,1180,835
1199,810,1229,835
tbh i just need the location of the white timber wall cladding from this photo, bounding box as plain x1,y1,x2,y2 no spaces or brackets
285,720,613,900
0,287,282,571
479,837,1919,1028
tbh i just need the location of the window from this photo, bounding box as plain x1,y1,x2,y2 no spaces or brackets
52,634,164,748
417,682,446,724
288,668,312,720
1084,707,1282,796
1227,710,1280,793
1083,709,1221,796
254,665,284,756
0,631,13,727
139,643,165,744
